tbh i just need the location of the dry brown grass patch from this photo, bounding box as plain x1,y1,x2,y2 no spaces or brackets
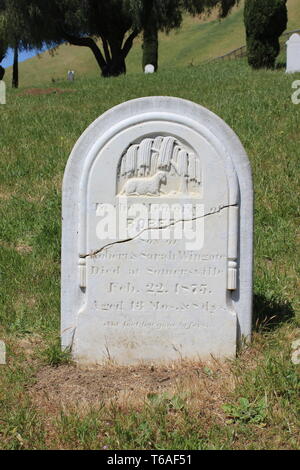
0,239,33,254
0,190,15,200
17,333,44,359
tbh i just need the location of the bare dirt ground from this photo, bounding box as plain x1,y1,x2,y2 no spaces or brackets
29,358,236,421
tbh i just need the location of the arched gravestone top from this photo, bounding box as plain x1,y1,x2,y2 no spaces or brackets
287,33,300,44
62,97,253,365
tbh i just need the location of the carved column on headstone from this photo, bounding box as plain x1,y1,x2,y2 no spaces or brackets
79,257,86,289
227,205,239,290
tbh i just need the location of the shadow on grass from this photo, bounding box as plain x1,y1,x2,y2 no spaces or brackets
253,294,295,332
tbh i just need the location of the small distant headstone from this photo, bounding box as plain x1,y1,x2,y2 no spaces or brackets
67,70,75,81
291,339,300,365
144,64,155,74
0,341,6,364
0,80,6,105
61,97,253,365
286,33,300,73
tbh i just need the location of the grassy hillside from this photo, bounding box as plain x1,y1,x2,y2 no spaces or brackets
3,0,300,88
0,58,299,449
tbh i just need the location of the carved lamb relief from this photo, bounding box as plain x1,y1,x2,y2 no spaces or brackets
120,171,167,196
117,137,202,196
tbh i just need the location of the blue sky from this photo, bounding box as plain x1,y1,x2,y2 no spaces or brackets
2,47,47,68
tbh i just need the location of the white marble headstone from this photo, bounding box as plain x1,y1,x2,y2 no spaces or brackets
286,33,300,73
61,97,253,365
144,64,155,74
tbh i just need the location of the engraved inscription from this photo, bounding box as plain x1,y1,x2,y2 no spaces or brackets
88,243,226,317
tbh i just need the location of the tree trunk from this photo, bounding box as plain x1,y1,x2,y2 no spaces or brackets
63,31,138,78
12,45,19,88
0,49,6,80
142,0,158,72
0,65,4,81
142,23,158,72
104,54,126,76
106,38,126,77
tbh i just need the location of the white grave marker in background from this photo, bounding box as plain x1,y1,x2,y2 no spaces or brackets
67,70,75,81
61,97,253,365
144,64,155,74
0,80,6,105
286,33,300,73
0,341,6,365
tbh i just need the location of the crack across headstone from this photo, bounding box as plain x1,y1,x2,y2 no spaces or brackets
80,203,238,259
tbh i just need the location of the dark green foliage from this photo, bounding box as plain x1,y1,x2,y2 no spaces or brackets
244,0,288,69
131,0,239,71
0,1,138,78
0,1,239,78
0,0,43,87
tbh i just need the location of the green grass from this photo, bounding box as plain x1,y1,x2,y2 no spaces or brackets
3,0,300,88
0,58,299,449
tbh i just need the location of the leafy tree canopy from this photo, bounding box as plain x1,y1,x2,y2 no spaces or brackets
128,0,239,71
0,0,239,77
128,0,239,32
